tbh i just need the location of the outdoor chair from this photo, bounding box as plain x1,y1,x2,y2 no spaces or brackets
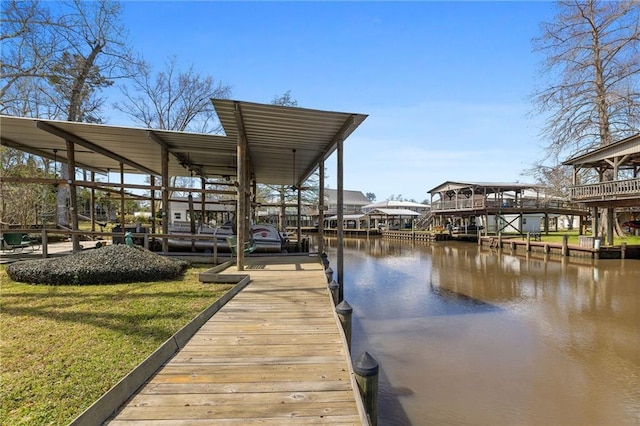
0,233,40,252
226,236,257,257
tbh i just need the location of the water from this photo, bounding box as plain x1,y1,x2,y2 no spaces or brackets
322,237,640,425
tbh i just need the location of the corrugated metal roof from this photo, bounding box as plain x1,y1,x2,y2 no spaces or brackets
0,99,367,186
562,133,640,168
428,181,542,194
363,200,429,210
369,208,420,216
213,99,367,186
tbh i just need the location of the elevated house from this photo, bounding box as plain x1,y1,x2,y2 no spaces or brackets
563,133,640,245
324,189,371,230
428,181,588,235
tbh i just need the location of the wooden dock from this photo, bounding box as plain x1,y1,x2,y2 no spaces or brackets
104,256,367,425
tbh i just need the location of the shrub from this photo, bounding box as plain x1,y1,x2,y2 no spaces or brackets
6,245,189,285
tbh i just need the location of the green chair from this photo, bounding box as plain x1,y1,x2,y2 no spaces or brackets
226,236,257,257
0,233,40,252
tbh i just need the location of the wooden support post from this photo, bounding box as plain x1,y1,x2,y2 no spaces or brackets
41,229,48,258
318,160,325,255
354,351,379,426
161,147,169,252
562,234,569,257
335,300,352,350
621,242,627,260
328,280,339,305
66,140,80,252
337,139,344,303
526,232,531,252
544,244,550,254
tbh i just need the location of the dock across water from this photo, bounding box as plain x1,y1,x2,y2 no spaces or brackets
74,255,367,425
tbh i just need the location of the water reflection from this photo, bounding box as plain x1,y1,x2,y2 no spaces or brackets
322,237,640,425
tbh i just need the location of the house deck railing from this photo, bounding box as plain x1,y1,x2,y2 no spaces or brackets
431,198,587,213
570,178,640,201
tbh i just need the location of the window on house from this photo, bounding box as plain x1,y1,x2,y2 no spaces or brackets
174,212,182,220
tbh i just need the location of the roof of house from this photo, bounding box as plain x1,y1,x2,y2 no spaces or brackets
363,200,429,210
324,189,370,205
562,133,640,169
428,181,541,195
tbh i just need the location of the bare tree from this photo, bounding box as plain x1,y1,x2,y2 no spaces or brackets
271,90,298,108
114,56,231,223
0,0,59,107
1,0,139,225
114,55,231,133
531,0,640,235
532,0,639,155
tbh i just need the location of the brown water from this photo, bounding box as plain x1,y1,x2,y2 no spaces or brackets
323,237,640,425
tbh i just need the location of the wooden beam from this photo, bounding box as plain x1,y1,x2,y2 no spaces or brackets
1,136,101,172
36,121,159,176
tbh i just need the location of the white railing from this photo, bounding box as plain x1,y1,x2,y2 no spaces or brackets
570,178,640,201
431,198,587,212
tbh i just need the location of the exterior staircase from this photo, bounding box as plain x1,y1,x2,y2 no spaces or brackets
415,210,435,230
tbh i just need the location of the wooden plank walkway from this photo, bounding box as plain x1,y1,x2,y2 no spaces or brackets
107,256,366,425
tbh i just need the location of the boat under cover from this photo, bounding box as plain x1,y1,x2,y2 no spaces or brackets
167,223,286,253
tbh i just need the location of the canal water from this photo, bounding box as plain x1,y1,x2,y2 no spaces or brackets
322,237,639,425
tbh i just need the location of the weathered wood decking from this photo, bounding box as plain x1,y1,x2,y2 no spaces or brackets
107,256,366,425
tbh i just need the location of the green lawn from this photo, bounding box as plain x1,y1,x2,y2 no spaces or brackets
0,265,233,425
510,231,640,246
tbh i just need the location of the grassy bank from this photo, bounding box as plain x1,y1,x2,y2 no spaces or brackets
0,265,233,425
513,231,640,246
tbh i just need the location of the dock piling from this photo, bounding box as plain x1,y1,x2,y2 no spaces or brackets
328,280,339,305
354,351,379,426
325,266,333,283
336,300,353,350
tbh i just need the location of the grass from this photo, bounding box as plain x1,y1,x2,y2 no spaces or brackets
0,264,233,425
505,230,640,246
424,228,640,245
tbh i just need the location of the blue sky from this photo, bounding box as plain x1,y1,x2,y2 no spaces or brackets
110,1,557,202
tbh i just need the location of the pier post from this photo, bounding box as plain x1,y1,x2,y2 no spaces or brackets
335,300,352,350
328,280,339,305
526,233,531,252
325,266,333,283
562,234,569,257
320,252,329,269
621,242,627,260
354,351,379,426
